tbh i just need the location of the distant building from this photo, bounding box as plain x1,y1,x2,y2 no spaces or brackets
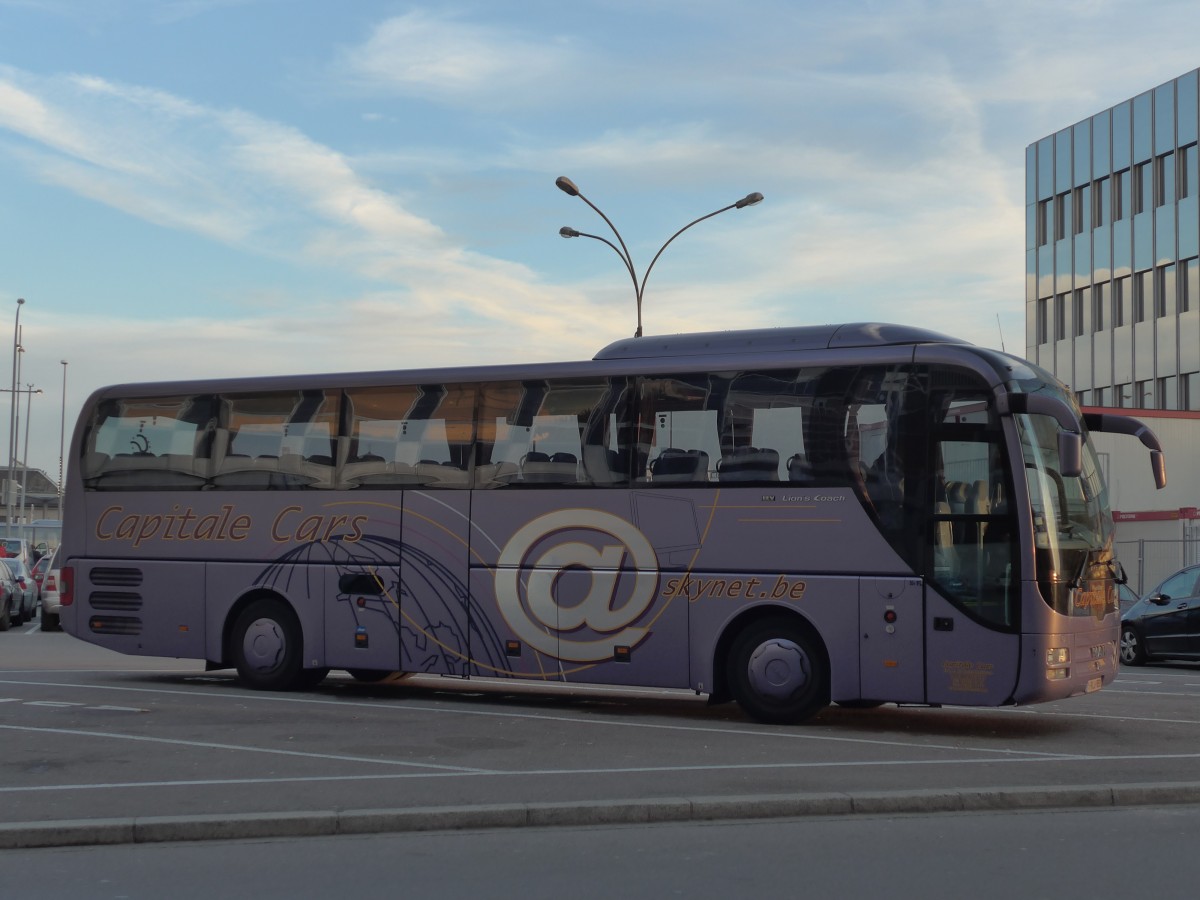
1,463,61,526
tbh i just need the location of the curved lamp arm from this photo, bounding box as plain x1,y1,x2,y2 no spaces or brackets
559,227,639,299
556,178,763,338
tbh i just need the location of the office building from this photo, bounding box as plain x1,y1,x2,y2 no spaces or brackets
1026,68,1200,409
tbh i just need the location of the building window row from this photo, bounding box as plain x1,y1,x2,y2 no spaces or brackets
1079,375,1194,410
1040,257,1199,343
1035,143,1198,246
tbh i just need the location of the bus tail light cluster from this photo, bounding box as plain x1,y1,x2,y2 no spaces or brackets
60,566,74,606
1045,646,1070,680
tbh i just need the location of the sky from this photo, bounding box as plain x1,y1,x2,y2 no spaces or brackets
3,0,1200,480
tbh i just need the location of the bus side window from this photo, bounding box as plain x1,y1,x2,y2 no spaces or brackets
475,378,613,488
637,375,718,484
211,391,338,490
82,395,214,491
342,385,424,489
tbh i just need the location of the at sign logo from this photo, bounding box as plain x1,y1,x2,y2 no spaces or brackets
495,510,660,662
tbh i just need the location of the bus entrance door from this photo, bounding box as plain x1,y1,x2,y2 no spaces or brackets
858,577,925,703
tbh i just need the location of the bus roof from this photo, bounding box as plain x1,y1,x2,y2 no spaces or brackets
84,322,972,401
593,323,963,360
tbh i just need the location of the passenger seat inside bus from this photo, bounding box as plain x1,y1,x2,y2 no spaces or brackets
786,453,811,483
648,448,709,482
717,447,779,482
519,450,579,484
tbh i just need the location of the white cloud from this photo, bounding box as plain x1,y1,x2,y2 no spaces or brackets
344,9,577,105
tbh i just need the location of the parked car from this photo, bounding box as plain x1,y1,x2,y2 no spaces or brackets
0,560,17,630
39,546,62,632
3,556,37,625
1120,563,1200,665
0,537,31,567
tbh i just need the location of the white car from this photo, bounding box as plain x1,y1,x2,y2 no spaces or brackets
39,546,62,631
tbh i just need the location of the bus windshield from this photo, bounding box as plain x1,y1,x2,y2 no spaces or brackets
1012,378,1116,619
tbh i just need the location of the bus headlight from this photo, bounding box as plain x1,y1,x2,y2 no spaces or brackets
1046,647,1070,666
1046,647,1070,680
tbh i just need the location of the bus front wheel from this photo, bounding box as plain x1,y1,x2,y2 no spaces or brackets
232,599,327,691
726,617,829,725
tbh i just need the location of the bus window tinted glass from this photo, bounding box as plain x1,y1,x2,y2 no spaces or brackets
213,391,339,490
638,376,719,483
475,378,625,487
83,395,217,491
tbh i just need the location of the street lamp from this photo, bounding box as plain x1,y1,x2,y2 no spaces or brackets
556,176,763,337
19,384,41,528
6,297,23,537
59,359,68,509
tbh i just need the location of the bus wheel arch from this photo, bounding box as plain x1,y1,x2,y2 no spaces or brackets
717,609,830,725
226,592,328,691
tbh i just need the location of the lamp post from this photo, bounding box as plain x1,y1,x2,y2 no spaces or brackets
556,177,762,338
6,297,23,537
0,383,41,531
19,384,41,528
59,359,68,510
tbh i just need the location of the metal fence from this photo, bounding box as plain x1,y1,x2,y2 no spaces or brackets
1115,534,1200,596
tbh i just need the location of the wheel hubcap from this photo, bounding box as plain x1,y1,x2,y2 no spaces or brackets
242,617,286,671
1120,630,1138,662
747,638,810,701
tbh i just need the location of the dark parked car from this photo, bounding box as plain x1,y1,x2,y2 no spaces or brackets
1120,564,1200,665
1118,582,1140,615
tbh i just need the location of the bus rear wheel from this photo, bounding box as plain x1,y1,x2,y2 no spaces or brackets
726,617,829,725
232,599,326,691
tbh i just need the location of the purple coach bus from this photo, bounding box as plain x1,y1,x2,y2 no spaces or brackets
60,324,1165,724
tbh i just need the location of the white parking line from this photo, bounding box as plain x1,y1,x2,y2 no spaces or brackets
0,723,498,774
5,748,1200,797
0,677,1097,758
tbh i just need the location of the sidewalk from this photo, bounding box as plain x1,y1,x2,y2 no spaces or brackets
5,781,1200,849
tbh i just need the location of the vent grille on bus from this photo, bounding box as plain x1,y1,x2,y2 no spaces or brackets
90,566,145,588
89,567,145,587
89,616,142,636
88,592,143,612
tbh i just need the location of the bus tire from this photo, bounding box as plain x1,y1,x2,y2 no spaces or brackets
1119,625,1147,666
347,668,394,683
726,616,829,725
232,599,314,691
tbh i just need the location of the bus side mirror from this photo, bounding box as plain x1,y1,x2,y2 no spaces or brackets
1151,449,1167,490
1058,432,1082,479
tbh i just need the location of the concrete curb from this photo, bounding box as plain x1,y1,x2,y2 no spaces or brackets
4,782,1200,849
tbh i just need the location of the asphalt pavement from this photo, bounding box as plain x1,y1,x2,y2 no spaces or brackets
4,626,1200,850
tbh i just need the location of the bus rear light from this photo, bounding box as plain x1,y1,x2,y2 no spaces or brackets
61,566,74,606
1045,668,1070,681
